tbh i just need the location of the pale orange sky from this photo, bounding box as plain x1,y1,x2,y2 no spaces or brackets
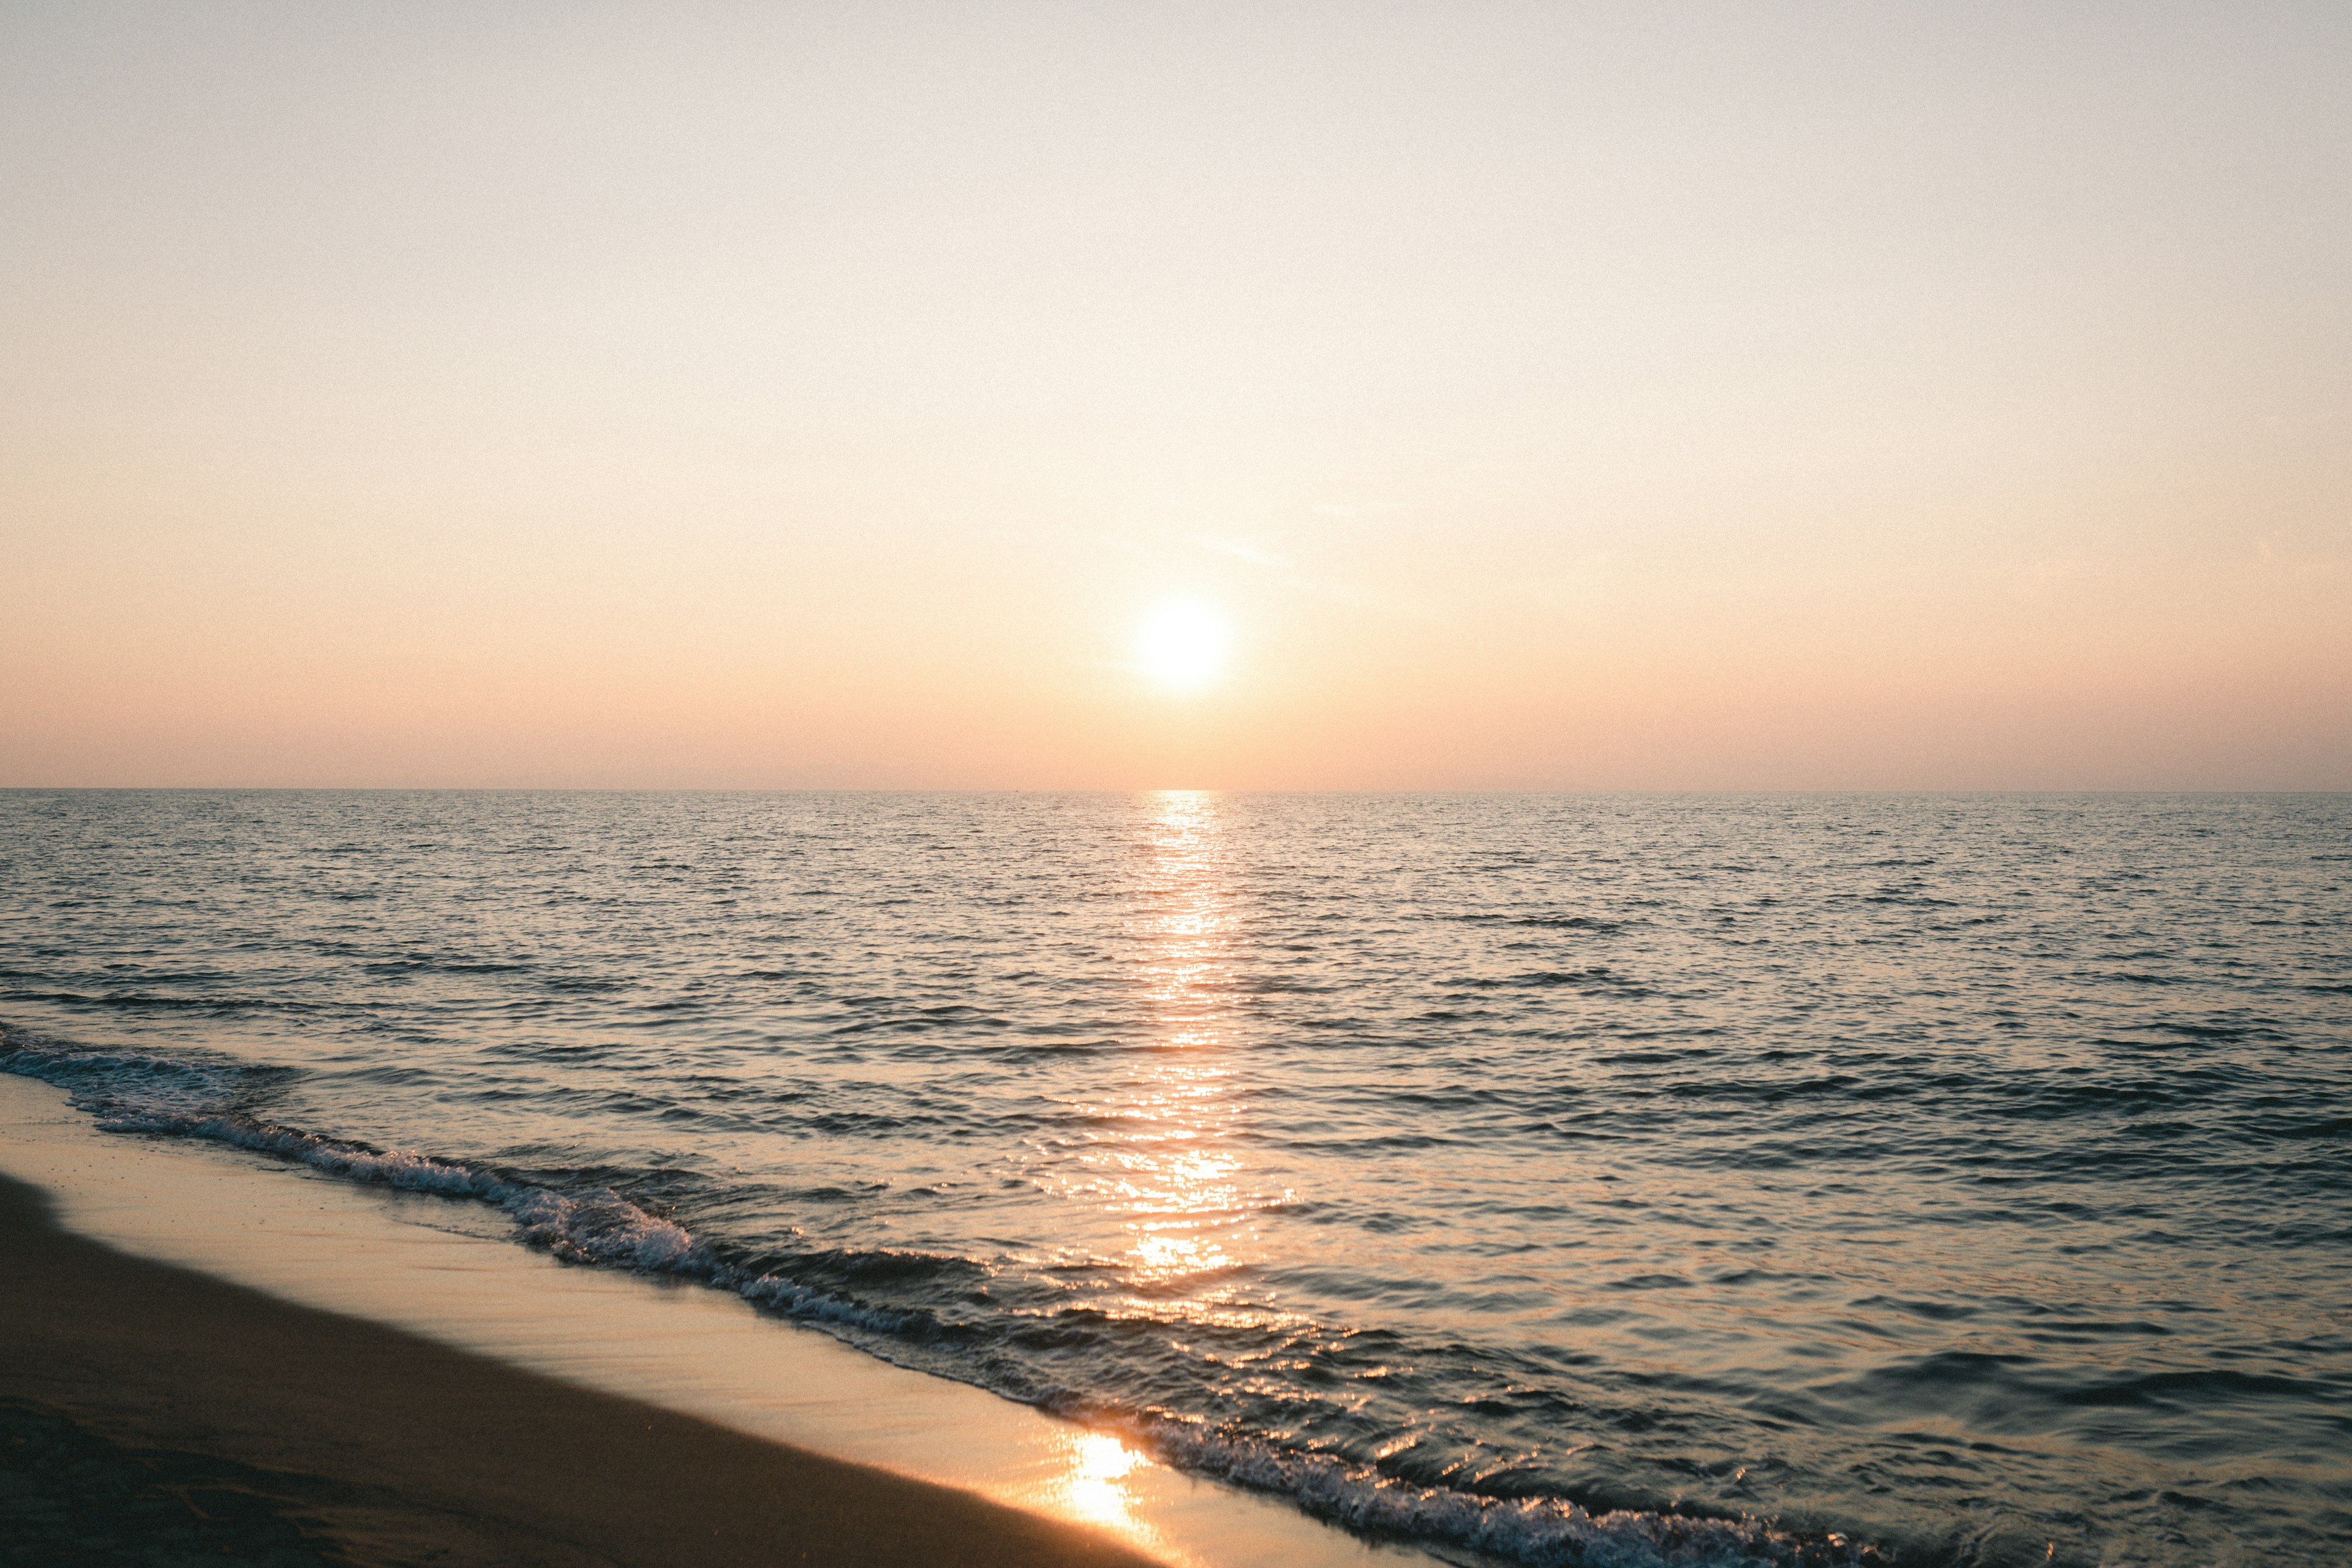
3,3,2347,789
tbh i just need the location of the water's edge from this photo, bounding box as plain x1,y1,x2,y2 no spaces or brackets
0,1044,1860,1568
0,1070,1446,1568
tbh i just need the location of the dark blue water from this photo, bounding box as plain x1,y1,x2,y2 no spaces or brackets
4,791,2348,1567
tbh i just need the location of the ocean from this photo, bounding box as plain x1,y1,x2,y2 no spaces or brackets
2,790,2346,1567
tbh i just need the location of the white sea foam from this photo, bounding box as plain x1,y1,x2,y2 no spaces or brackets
735,1273,931,1337
1,1034,1856,1568
1099,1418,1827,1568
99,1106,704,1274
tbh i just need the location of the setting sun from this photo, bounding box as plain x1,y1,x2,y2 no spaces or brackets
1136,601,1229,694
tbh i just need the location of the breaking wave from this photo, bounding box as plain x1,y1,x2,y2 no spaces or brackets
1,1030,1866,1568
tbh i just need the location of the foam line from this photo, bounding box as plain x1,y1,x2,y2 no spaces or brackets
0,1034,1863,1568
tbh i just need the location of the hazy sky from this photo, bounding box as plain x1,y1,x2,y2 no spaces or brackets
4,2,2346,788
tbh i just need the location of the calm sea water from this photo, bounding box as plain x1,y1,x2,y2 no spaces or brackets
3,791,2348,1567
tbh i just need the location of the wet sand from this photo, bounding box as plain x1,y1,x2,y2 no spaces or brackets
0,1169,1164,1568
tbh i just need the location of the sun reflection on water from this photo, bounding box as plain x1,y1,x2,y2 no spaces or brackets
1116,790,1251,1292
1032,791,1298,1305
1027,793,1301,1542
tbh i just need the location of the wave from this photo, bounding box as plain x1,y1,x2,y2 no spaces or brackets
1107,1413,1864,1568
0,1030,1874,1568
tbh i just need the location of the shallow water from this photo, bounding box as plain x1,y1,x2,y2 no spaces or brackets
4,791,2347,1567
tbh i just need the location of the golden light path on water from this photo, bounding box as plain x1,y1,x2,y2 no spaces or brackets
1038,790,1298,1544
1124,790,1244,1289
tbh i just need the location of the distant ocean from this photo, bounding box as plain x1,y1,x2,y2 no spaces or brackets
4,791,2347,1567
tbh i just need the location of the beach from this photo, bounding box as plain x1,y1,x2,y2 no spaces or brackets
0,1164,1168,1568
0,1070,1425,1568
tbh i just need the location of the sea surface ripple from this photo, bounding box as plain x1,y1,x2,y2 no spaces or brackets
3,791,2348,1567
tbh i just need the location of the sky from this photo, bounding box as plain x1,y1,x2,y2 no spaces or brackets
3,2,2347,790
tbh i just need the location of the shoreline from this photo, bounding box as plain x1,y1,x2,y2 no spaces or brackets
0,1074,1431,1568
0,1164,1164,1568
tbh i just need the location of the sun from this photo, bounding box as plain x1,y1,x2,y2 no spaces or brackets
1136,601,1228,693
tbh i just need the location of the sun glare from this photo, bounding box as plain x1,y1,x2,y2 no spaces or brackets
1136,601,1228,693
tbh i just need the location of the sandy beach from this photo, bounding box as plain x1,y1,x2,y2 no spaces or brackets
0,1167,1164,1568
